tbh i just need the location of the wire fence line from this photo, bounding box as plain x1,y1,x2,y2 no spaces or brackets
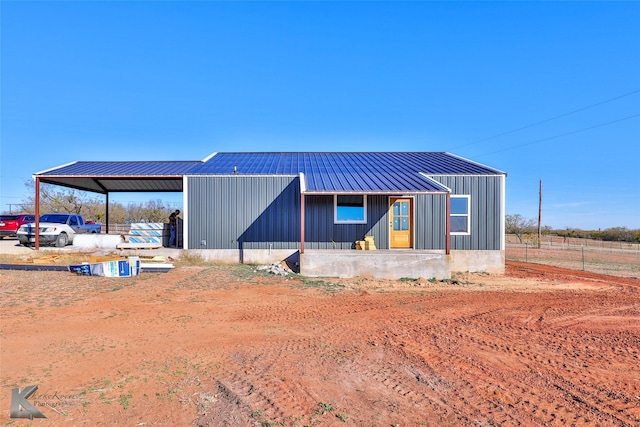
506,234,640,252
506,235,640,278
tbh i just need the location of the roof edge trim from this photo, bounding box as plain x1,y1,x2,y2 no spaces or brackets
201,152,218,162
33,161,78,177
418,172,452,192
299,172,307,193
444,152,507,175
303,190,450,195
42,175,187,178
185,174,299,178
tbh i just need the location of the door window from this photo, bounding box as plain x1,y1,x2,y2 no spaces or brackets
393,201,410,230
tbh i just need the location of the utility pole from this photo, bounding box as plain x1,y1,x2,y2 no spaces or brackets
538,179,542,249
7,204,24,214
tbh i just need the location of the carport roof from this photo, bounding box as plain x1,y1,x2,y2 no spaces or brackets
34,152,505,194
35,161,200,194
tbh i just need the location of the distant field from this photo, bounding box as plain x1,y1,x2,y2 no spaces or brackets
506,235,640,278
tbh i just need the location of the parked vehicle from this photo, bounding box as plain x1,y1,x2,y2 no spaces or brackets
0,214,36,239
16,213,101,247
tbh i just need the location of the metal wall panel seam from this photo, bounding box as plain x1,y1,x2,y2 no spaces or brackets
183,175,189,249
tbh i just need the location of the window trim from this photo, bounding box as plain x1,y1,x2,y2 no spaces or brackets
450,194,471,235
334,194,367,224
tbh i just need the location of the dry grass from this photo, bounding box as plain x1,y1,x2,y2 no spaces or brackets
174,251,207,267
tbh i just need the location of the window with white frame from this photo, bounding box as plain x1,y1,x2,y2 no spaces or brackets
334,195,367,224
450,195,470,234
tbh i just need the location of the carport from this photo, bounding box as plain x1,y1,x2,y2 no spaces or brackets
31,161,200,249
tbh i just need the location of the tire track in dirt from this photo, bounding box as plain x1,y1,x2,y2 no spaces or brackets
383,314,536,425
367,290,640,426
304,325,455,425
192,291,375,425
202,292,454,425
413,296,635,424
3,264,640,426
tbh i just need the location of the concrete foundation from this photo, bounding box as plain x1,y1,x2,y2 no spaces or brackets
149,247,504,279
188,249,299,266
449,250,505,274
299,249,505,279
300,250,451,280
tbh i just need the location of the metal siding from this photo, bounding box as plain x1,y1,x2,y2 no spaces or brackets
369,195,389,249
415,195,427,249
304,195,389,249
430,175,503,250
187,176,300,249
304,196,334,249
415,194,447,250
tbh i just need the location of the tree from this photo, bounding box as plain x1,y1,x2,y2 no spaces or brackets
125,199,173,223
600,227,635,243
505,214,537,244
22,181,105,221
18,181,177,224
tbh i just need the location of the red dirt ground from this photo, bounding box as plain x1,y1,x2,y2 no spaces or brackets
1,261,639,426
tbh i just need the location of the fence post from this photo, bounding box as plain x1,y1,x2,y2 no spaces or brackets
525,242,528,263
582,245,585,271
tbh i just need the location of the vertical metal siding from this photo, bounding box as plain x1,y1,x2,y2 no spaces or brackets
304,195,388,249
186,174,502,251
414,193,447,250
369,195,389,249
187,176,300,249
430,175,503,250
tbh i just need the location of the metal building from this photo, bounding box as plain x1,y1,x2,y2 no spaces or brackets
33,152,506,279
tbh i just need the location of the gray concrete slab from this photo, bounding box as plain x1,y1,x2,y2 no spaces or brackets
0,238,61,255
300,249,451,280
0,237,182,259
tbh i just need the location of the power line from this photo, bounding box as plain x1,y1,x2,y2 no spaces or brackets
453,89,640,150
472,113,640,158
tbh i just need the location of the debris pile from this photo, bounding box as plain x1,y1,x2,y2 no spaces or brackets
255,262,293,276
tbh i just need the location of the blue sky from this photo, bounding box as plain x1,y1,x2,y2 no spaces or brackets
1,1,638,229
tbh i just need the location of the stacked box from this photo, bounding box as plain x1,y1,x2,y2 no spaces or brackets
129,223,163,244
355,236,376,250
69,257,141,277
364,236,377,250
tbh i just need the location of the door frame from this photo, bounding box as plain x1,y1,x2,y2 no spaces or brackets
389,196,415,249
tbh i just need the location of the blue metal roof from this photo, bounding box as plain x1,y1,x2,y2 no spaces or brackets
37,161,200,176
188,152,504,193
35,161,201,194
34,153,504,194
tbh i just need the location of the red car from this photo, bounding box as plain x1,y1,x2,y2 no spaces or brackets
0,214,36,239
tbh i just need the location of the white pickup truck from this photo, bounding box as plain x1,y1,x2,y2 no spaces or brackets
17,213,101,247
